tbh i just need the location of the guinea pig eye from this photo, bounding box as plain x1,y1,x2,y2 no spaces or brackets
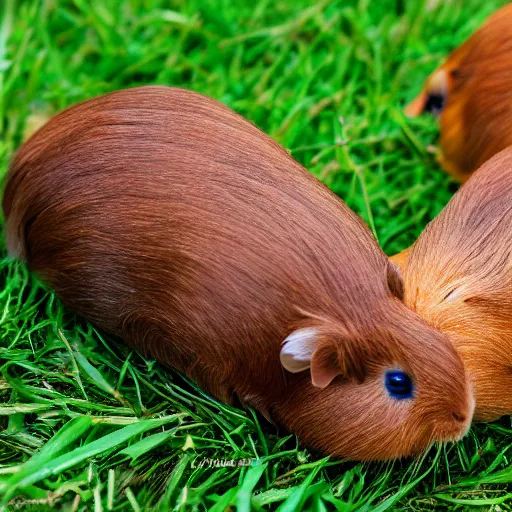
385,370,413,400
424,93,445,116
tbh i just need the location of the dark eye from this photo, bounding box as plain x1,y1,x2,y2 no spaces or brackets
424,93,446,116
385,371,413,400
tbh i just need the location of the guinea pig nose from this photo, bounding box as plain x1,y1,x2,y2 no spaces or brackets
452,411,466,423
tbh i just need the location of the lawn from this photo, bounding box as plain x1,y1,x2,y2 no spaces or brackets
1,0,511,510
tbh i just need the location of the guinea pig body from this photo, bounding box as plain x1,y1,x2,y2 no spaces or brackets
405,4,512,182
391,146,512,421
3,86,473,460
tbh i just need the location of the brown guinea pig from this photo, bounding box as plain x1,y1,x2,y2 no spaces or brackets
2,85,473,460
391,146,512,421
405,4,512,182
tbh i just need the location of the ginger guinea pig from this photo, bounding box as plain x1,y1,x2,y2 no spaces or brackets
2,85,473,460
405,4,512,182
391,146,512,421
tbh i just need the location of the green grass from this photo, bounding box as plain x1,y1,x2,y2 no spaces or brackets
1,0,511,510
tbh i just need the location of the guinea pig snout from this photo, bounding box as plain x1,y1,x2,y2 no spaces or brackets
450,412,471,440
438,393,475,442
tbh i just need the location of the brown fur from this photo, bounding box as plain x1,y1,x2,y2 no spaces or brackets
2,85,473,460
405,4,512,182
392,146,512,421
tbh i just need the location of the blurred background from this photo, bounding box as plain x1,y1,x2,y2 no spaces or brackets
2,0,507,254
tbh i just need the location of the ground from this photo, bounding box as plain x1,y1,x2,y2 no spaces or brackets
1,0,511,510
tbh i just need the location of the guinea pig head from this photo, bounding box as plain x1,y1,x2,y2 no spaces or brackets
275,299,474,461
393,148,512,421
404,4,512,182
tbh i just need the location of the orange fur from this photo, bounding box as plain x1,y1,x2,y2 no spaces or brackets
405,4,512,182
392,147,512,421
389,247,411,273
3,86,473,459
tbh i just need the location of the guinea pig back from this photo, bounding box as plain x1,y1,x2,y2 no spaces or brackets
405,3,512,182
3,85,473,460
394,146,512,421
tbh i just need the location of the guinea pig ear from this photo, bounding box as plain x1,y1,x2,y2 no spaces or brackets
280,328,318,374
309,342,343,389
280,325,366,388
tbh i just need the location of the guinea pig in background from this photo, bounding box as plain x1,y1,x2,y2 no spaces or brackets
405,4,512,182
3,85,473,461
391,146,512,422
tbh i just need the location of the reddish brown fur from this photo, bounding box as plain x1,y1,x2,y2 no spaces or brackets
392,147,512,421
405,4,512,182
3,85,473,460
